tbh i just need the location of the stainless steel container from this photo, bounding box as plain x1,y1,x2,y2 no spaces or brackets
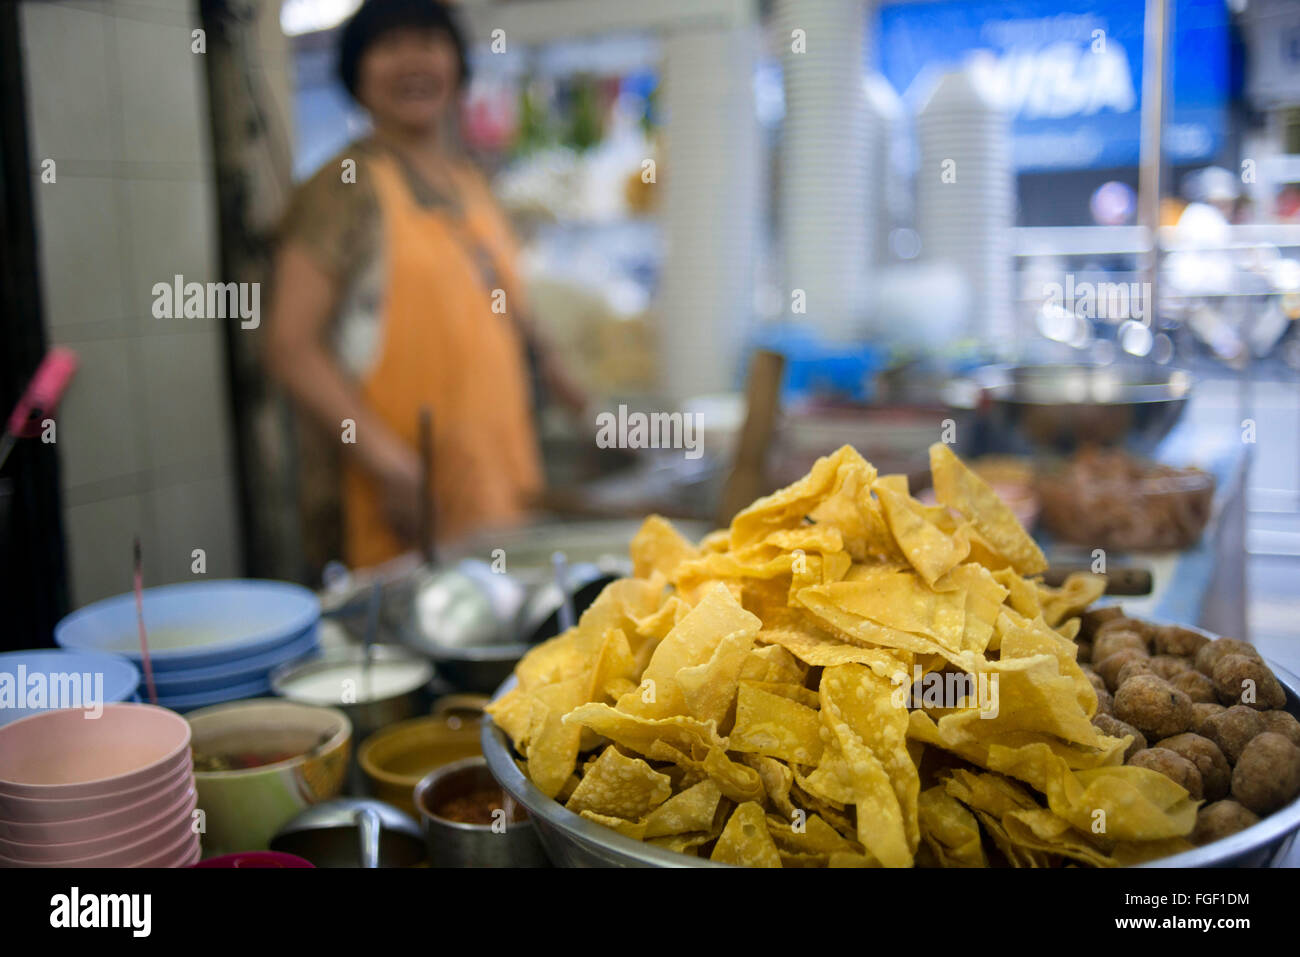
271,645,433,793
414,756,549,867
482,661,1300,868
963,363,1193,456
269,798,425,867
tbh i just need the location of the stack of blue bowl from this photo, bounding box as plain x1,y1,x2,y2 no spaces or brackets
54,580,320,712
0,649,141,727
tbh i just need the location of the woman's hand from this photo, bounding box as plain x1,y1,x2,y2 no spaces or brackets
267,242,429,547
359,433,424,545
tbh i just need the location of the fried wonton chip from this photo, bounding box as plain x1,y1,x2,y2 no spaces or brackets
728,446,876,550
674,628,755,729
739,643,807,685
484,687,533,754
617,583,760,720
799,569,968,652
565,745,673,820
728,682,824,765
930,443,1046,575
935,562,1008,655
766,812,862,857
986,743,1198,842
807,463,901,563
918,785,988,867
710,801,782,868
578,810,650,841
742,753,797,819
805,664,917,867
875,484,970,586
993,566,1042,619
522,675,591,797
1036,572,1107,628
630,515,700,580
739,679,819,710
564,702,725,757
793,585,956,662
756,628,913,680
645,739,765,804
643,779,724,838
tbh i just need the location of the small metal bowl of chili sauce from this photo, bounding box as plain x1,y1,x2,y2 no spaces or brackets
414,757,548,867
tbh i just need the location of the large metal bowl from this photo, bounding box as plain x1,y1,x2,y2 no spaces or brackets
972,364,1193,456
482,659,1300,869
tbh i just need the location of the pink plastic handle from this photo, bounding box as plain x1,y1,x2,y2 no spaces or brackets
7,347,78,437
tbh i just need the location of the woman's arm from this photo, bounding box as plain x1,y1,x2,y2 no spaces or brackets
265,242,423,543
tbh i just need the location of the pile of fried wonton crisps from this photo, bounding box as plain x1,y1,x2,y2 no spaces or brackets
487,444,1200,867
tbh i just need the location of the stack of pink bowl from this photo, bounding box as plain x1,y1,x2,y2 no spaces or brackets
0,703,199,867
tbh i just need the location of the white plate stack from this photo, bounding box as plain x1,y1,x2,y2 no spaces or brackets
656,25,762,401
775,0,871,341
863,73,905,269
915,68,1015,343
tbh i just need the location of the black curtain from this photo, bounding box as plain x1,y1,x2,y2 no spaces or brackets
0,0,69,648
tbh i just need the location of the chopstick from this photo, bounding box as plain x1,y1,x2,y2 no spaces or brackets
133,537,158,706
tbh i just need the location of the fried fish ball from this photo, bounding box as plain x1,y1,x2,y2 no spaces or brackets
1094,685,1114,717
1076,640,1093,665
1094,629,1151,664
1152,625,1210,659
1148,655,1193,681
1115,657,1155,688
1128,747,1203,799
1194,638,1262,677
1096,648,1151,692
1172,670,1219,705
1260,710,1300,748
1155,732,1231,801
1092,713,1147,761
1193,800,1259,845
1080,605,1125,641
1192,701,1227,735
1230,733,1300,815
1211,654,1287,710
1097,616,1157,643
1199,705,1265,764
1114,674,1195,740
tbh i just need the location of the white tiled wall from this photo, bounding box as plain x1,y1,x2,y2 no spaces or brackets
20,0,242,606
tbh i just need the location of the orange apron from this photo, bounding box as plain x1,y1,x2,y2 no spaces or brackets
342,152,542,568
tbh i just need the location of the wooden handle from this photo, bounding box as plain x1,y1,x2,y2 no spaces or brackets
717,350,785,527
417,406,436,566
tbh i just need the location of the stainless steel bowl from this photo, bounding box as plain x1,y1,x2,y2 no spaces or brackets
482,660,1300,869
413,756,549,867
973,364,1193,456
271,645,434,793
481,677,725,868
1136,655,1300,868
269,797,425,867
403,562,625,694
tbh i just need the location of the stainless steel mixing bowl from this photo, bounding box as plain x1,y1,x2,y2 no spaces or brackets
482,657,1300,868
972,364,1193,456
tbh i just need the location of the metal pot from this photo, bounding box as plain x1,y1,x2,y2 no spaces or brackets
413,757,548,867
269,798,425,868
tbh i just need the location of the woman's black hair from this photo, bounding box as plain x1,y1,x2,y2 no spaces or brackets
338,0,471,100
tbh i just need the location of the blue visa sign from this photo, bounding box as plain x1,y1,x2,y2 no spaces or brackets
876,0,1229,171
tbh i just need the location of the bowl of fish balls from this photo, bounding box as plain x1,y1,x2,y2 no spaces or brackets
1076,607,1300,866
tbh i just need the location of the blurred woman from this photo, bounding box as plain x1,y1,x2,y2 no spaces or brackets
267,0,580,572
